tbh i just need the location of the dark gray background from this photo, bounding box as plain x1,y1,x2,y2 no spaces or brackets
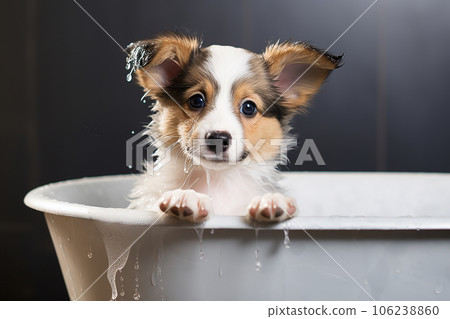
2,0,449,300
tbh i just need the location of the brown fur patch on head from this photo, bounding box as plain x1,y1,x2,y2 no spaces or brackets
231,58,285,162
240,55,289,121
232,80,265,116
262,41,342,110
127,32,202,96
169,61,218,113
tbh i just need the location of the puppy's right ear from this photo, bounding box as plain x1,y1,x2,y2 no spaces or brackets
262,41,342,110
126,33,201,93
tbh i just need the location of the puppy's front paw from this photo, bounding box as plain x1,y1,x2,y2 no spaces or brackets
158,189,212,223
247,193,297,222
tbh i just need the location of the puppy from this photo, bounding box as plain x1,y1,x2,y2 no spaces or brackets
126,32,341,223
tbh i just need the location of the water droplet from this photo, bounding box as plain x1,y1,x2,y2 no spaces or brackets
131,131,135,134
151,263,160,287
210,229,214,235
200,249,205,260
140,90,150,103
416,228,421,232
151,264,162,287
67,237,70,241
87,231,93,259
194,225,206,260
395,269,400,274
128,165,132,169
254,229,262,271
126,74,132,82
255,249,262,271
184,157,189,174
118,274,125,299
134,260,140,270
126,43,151,87
133,289,140,301
219,265,223,278
435,285,443,295
363,279,369,285
283,228,290,249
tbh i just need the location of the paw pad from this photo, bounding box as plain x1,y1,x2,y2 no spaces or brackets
247,193,297,222
158,189,212,223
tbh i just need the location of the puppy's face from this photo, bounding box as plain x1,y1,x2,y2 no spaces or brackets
127,33,341,170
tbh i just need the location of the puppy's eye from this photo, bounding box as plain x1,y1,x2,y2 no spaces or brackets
240,100,257,117
189,94,205,109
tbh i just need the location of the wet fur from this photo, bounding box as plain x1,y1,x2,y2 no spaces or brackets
126,32,341,221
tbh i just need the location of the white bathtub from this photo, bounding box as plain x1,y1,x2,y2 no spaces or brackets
24,172,450,301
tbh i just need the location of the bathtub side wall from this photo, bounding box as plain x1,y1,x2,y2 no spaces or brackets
45,215,450,301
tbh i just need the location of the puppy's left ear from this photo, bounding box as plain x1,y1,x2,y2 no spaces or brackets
263,41,342,109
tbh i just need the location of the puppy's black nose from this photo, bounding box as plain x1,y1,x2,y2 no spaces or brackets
205,131,232,154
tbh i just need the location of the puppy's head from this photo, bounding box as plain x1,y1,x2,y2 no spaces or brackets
126,33,341,170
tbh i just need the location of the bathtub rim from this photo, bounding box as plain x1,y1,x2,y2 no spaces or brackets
24,173,450,231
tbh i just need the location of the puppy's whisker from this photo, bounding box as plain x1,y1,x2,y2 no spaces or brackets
164,139,182,152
